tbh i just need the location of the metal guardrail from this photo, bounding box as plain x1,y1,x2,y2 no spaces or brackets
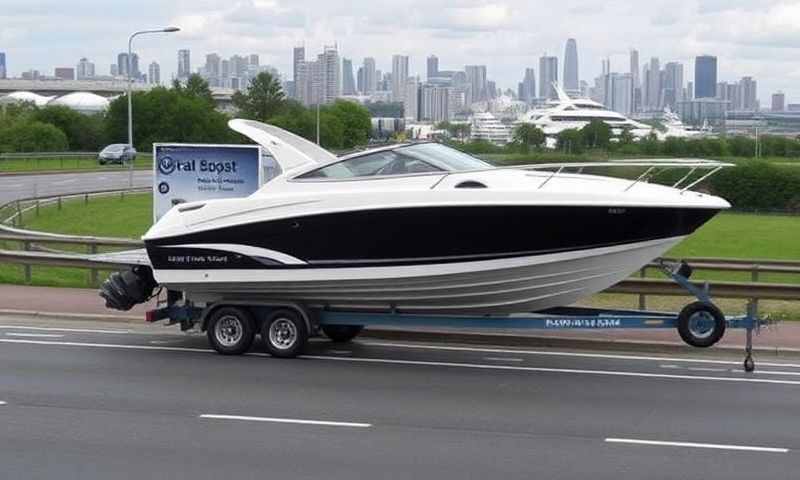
0,152,100,159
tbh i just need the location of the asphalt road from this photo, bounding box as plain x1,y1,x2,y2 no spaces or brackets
0,316,798,480
0,170,152,205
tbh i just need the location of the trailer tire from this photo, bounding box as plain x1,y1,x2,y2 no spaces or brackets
677,302,726,348
206,307,256,355
322,325,363,343
262,309,308,358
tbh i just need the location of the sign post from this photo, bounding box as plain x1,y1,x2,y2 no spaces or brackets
153,144,262,222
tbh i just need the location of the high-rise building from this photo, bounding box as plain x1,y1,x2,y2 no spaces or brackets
629,49,640,112
356,66,365,93
518,68,536,104
76,57,95,79
148,61,160,85
110,64,119,77
54,67,75,80
392,55,410,103
248,54,259,66
342,58,356,95
130,53,140,80
420,84,450,122
563,38,579,94
320,45,341,103
538,56,558,99
610,73,633,116
294,45,341,106
117,53,129,77
204,53,221,86
404,78,420,120
177,49,191,80
694,55,717,99
772,92,785,112
427,55,438,80
0,52,6,79
740,76,758,111
363,57,376,94
292,46,305,100
465,65,488,103
662,62,684,109
646,57,660,109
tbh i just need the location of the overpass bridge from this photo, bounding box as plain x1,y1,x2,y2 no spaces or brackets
0,79,234,109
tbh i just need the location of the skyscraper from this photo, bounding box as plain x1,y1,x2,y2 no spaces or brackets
518,68,536,104
248,54,259,66
0,52,6,79
662,62,684,109
77,57,95,80
342,58,356,95
563,39,579,93
178,49,191,80
363,57,376,94
117,53,129,77
740,76,758,111
54,68,75,80
694,55,717,99
772,92,785,112
630,49,640,112
538,56,558,99
647,57,660,109
318,45,341,104
465,65,488,103
292,46,305,100
148,61,160,85
130,53,141,81
392,55,409,103
427,55,438,80
204,53,221,86
356,66,365,93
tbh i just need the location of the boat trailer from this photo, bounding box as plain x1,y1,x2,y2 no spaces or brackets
147,261,769,372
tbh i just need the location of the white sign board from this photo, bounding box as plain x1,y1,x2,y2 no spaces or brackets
153,143,262,221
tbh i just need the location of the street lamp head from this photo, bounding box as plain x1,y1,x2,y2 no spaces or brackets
162,26,180,33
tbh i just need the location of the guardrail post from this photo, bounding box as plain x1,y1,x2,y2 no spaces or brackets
23,240,31,284
35,200,40,217
84,194,88,205
638,267,647,310
57,196,62,210
749,265,760,317
16,200,22,226
89,243,98,287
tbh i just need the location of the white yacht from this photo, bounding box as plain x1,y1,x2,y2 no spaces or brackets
519,85,653,141
659,107,712,139
469,112,513,145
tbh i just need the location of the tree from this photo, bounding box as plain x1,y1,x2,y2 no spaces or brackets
179,74,214,105
580,120,611,149
512,123,546,153
556,129,584,154
232,71,286,121
326,100,372,149
32,105,106,151
105,86,237,152
0,120,68,152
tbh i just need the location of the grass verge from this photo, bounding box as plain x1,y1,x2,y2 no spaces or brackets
0,155,152,173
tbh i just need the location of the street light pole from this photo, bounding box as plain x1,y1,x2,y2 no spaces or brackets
126,27,180,185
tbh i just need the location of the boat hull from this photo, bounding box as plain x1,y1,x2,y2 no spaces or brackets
154,236,684,314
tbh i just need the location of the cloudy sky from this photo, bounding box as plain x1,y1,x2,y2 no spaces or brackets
3,0,800,103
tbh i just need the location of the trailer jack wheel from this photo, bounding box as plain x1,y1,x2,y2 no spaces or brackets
677,302,726,348
744,355,755,373
262,309,308,358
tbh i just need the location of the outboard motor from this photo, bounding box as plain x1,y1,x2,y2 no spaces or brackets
99,266,158,311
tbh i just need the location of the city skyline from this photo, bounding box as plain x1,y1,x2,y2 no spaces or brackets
1,0,797,103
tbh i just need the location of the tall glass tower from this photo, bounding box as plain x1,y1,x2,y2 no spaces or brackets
694,55,718,99
563,39,579,93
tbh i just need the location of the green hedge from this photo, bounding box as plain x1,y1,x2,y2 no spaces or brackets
708,161,800,213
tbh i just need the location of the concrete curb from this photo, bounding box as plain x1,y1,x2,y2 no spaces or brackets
0,168,150,177
1,308,797,357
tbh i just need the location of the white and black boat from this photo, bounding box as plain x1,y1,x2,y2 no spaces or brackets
108,119,731,315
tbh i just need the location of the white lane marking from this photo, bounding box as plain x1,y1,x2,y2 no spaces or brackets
484,357,524,362
326,350,352,355
0,325,130,334
0,401,6,406
303,355,800,386
52,179,77,185
199,414,371,428
688,367,726,372
3,338,800,386
747,370,800,377
362,341,800,369
5,333,64,338
660,364,680,369
605,438,789,453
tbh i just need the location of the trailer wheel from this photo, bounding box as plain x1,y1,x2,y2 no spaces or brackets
262,309,308,358
322,325,363,343
677,302,726,348
207,307,256,355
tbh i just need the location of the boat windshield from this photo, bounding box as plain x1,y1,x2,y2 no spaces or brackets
296,143,492,179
